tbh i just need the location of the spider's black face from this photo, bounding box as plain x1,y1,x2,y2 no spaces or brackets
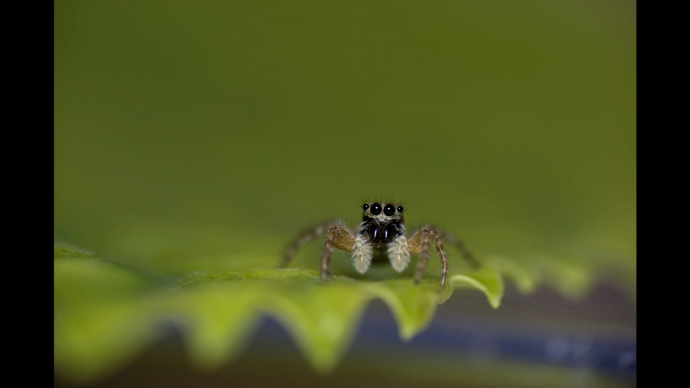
362,220,403,244
360,202,404,244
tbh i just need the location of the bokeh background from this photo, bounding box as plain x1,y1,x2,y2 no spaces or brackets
54,1,636,387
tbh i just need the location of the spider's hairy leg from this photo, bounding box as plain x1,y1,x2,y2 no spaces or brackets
407,228,448,287
407,228,433,284
429,225,480,269
279,219,340,269
321,226,357,283
433,232,449,288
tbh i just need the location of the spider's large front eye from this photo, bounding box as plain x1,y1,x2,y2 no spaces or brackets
383,204,395,216
370,203,382,215
362,204,369,211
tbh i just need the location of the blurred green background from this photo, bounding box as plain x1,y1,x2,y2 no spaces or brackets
55,0,635,385
54,0,635,281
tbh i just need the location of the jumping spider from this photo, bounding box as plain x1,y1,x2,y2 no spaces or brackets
279,202,479,287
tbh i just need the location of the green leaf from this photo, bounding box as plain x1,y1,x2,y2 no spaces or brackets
448,267,504,309
54,245,503,383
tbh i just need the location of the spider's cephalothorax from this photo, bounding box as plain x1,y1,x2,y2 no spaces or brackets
279,201,479,288
360,202,405,245
355,202,409,274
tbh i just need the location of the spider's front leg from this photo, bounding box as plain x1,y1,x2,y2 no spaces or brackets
279,219,340,269
320,225,358,283
428,225,480,269
407,228,449,287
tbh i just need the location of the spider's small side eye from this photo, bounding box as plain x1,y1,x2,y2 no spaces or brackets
383,204,395,216
362,204,369,211
370,203,382,215
397,206,404,213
